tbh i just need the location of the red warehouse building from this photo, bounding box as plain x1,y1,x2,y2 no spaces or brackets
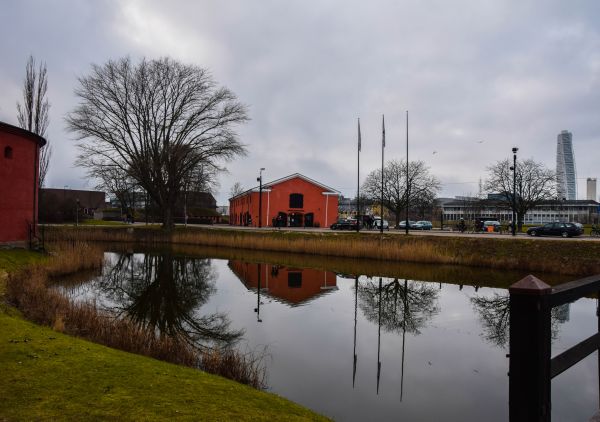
0,121,46,244
229,173,340,228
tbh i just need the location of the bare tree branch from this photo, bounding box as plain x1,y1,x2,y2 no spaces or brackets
16,55,51,187
484,158,556,228
66,57,249,229
362,159,440,226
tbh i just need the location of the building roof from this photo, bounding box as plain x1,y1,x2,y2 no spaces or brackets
0,120,47,147
229,173,340,200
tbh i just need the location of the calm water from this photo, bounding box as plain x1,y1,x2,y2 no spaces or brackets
58,248,599,421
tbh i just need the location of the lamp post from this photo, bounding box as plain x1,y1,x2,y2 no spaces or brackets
75,198,79,227
510,147,518,236
257,168,265,228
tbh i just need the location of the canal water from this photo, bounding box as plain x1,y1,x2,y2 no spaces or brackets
58,247,599,421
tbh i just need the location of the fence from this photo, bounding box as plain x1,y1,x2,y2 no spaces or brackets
509,274,600,421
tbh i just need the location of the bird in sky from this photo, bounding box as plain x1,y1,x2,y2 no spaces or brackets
476,140,485,144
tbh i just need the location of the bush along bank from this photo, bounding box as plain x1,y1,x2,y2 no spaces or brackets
45,226,600,276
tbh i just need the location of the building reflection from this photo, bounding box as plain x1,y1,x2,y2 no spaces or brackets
228,261,338,307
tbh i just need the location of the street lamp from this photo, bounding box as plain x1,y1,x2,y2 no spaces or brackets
75,198,80,227
510,147,518,236
257,168,265,228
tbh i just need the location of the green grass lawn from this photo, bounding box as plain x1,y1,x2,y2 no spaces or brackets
79,219,127,226
0,250,328,421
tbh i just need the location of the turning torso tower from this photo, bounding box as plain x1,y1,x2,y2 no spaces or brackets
556,130,577,200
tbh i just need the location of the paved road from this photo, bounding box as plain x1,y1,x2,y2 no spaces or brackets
194,224,600,242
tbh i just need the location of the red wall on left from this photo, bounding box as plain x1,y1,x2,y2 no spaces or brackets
0,129,40,243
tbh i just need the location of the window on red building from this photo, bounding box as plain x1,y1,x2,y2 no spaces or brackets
4,146,13,159
289,193,303,208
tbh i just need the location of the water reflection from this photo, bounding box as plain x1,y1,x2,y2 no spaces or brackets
96,251,242,349
471,293,571,348
358,277,440,335
228,261,338,307
354,277,440,396
57,247,597,421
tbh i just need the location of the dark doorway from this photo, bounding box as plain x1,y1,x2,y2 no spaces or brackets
288,272,302,288
305,213,314,227
274,212,287,227
289,213,303,227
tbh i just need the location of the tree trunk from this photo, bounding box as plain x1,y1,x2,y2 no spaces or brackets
162,204,175,230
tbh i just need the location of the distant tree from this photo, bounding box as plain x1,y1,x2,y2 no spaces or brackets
16,55,52,187
67,57,249,230
362,160,440,227
484,159,556,229
90,165,138,212
229,182,245,198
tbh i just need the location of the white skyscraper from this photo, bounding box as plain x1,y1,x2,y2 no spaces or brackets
556,130,577,200
587,178,597,201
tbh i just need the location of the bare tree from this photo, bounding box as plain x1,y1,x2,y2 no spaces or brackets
17,55,52,187
90,164,138,212
484,158,556,229
362,160,440,227
229,182,245,198
67,57,249,229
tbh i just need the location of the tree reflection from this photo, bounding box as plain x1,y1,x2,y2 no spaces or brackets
471,293,570,348
97,251,242,350
358,278,439,335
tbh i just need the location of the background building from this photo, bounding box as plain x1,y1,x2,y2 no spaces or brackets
587,178,597,201
556,130,577,200
0,121,46,244
229,173,339,228
441,196,599,225
40,188,106,223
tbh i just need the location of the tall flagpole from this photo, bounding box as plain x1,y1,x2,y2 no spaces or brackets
381,115,385,234
405,111,409,235
357,118,361,233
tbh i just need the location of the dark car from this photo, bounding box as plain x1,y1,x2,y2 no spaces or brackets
330,218,358,230
527,222,583,238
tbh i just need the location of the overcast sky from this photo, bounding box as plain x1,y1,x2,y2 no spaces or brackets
1,0,599,204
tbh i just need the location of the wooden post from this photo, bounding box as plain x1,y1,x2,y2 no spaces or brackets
509,275,552,422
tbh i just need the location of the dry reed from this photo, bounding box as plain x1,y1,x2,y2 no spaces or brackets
44,226,600,276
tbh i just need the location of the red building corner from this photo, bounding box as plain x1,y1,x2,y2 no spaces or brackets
0,121,47,245
229,173,340,228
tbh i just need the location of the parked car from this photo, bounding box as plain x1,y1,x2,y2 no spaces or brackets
330,218,358,230
397,220,417,229
373,218,390,230
527,222,583,238
412,220,433,230
482,220,501,232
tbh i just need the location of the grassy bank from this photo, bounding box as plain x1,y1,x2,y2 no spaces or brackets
45,226,600,276
0,312,327,421
0,246,328,421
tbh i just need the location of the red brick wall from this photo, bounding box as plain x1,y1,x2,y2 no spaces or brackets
229,176,339,228
0,130,39,243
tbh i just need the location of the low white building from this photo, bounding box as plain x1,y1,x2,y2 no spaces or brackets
441,197,599,224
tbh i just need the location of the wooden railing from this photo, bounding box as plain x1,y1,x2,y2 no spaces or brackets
509,274,600,421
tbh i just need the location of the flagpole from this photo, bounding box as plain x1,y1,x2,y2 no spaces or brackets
405,111,409,235
357,118,361,233
381,115,385,234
